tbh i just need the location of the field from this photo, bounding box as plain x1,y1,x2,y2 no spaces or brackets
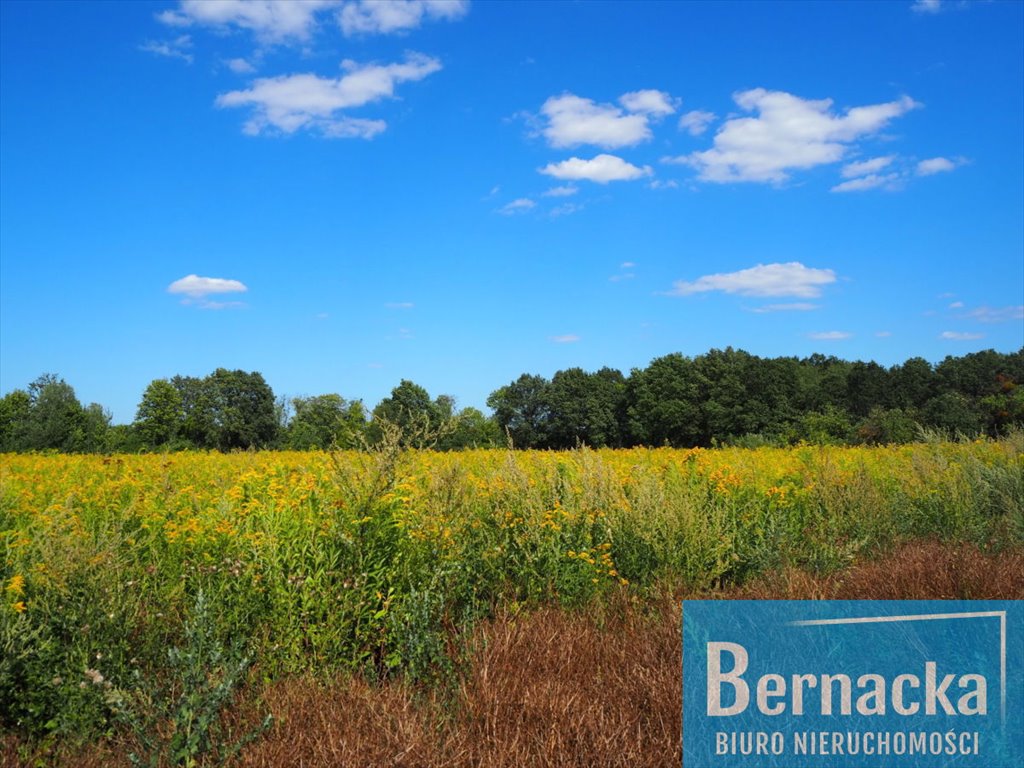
2,436,1023,766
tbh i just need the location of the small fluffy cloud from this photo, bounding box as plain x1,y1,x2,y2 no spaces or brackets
911,0,943,13
940,331,984,340
841,156,895,178
159,0,336,43
215,52,441,137
678,109,716,136
618,89,678,117
667,262,836,298
916,156,958,176
648,179,679,190
540,154,652,183
550,334,580,343
168,274,248,297
168,274,248,308
498,198,536,215
962,305,1024,323
226,57,256,74
830,173,902,193
808,331,852,340
669,89,919,183
540,94,651,149
339,0,470,36
139,35,193,63
543,185,579,197
549,202,584,218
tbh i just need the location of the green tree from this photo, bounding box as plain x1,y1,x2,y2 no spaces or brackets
205,369,279,450
370,380,445,447
437,406,501,450
625,354,708,447
788,405,853,445
922,392,984,436
171,375,217,448
287,394,366,449
487,374,552,448
845,361,893,418
134,379,184,449
892,357,937,410
79,402,112,452
0,389,31,452
855,406,919,445
25,374,85,451
544,367,626,448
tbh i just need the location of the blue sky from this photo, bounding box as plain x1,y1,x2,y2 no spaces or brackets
1,0,1022,423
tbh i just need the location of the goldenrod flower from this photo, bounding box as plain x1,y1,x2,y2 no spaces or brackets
6,574,25,596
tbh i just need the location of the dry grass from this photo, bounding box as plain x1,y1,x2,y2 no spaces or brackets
5,540,1022,768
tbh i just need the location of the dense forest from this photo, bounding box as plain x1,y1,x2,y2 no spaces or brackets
1,348,1021,453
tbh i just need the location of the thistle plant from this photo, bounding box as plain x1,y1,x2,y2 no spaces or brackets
114,590,271,768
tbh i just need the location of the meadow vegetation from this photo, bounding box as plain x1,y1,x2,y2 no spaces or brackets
1,432,1022,765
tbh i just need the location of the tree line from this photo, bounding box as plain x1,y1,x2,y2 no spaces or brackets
1,348,1021,453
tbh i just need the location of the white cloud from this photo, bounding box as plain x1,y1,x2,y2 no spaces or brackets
226,57,256,74
621,262,635,268
940,331,984,340
498,198,536,215
339,0,469,36
543,185,579,197
841,155,895,178
550,334,580,343
159,0,337,43
751,303,820,313
539,93,652,149
549,202,584,218
911,0,943,13
830,173,902,193
916,156,958,175
168,274,248,298
648,179,679,190
948,301,964,309
385,301,415,309
669,89,919,183
618,89,678,117
540,154,652,183
215,52,441,137
168,274,247,308
808,331,852,340
667,262,837,298
139,35,194,64
678,109,716,136
962,305,1024,323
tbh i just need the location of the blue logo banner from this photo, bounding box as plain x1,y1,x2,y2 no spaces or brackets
682,600,1023,767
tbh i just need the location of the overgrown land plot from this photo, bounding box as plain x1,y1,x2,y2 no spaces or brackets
2,437,1022,766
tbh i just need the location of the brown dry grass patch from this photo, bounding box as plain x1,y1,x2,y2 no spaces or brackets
5,540,1022,768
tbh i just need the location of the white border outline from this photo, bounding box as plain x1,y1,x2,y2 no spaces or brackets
787,610,1007,722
